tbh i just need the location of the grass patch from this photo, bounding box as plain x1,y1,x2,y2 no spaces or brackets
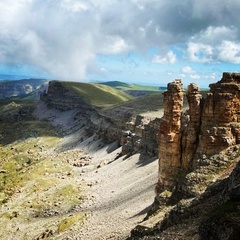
99,81,162,92
0,98,87,239
0,121,59,145
62,81,133,109
58,213,86,233
0,135,61,204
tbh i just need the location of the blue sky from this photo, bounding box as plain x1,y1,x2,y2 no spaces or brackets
1,0,240,88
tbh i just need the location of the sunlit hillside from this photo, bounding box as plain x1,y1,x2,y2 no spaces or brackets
62,81,133,109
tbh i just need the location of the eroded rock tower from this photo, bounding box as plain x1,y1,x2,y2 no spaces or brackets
156,72,240,201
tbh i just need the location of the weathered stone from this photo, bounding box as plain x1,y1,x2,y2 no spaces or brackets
196,72,240,156
120,115,161,157
156,72,240,200
41,80,92,111
157,79,184,193
227,161,240,200
181,83,202,170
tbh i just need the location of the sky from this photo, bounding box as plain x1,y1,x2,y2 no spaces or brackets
1,0,240,87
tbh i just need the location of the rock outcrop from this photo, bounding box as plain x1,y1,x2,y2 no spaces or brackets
196,72,240,156
157,80,184,192
41,80,162,158
156,72,240,200
130,72,240,240
40,81,93,111
181,83,202,170
121,115,161,157
0,78,48,99
198,160,240,240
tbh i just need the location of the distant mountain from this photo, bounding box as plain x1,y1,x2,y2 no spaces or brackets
98,81,131,89
99,80,161,91
0,74,38,80
98,80,164,97
0,78,48,99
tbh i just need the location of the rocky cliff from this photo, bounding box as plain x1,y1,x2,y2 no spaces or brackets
121,115,161,157
157,80,184,193
155,72,240,199
0,78,48,99
41,80,161,157
130,72,240,240
40,80,93,111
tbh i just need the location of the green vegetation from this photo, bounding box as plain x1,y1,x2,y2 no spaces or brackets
58,213,86,233
103,92,164,117
0,98,36,109
62,81,133,109
0,99,87,239
0,99,59,145
0,120,59,145
0,136,60,203
99,81,162,92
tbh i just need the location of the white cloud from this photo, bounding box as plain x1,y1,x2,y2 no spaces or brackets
190,26,237,45
182,66,195,74
152,51,177,64
60,0,91,12
217,40,240,64
1,0,240,80
187,43,213,62
190,74,201,79
179,73,186,77
98,37,132,55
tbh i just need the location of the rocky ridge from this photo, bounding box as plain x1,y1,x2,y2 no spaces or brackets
0,78,48,99
130,72,240,239
41,80,162,158
0,81,159,240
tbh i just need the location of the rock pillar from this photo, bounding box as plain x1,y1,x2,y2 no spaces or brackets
181,83,202,170
157,80,184,192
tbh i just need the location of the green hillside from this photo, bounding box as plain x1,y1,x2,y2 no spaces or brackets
99,81,162,92
62,82,133,109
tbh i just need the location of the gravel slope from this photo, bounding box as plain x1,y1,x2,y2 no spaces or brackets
33,102,159,239
72,145,158,240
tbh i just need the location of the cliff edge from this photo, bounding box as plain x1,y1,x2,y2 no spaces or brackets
130,72,240,240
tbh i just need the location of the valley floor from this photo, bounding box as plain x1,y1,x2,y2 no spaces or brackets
0,102,158,240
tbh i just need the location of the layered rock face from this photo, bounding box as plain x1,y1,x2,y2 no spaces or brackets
41,81,92,111
181,83,202,170
156,72,240,196
157,80,184,191
121,115,161,157
196,72,240,156
41,81,162,152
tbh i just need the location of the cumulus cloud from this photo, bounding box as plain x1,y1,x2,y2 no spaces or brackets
1,0,240,80
186,26,240,64
218,41,240,64
152,51,177,64
187,43,213,62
